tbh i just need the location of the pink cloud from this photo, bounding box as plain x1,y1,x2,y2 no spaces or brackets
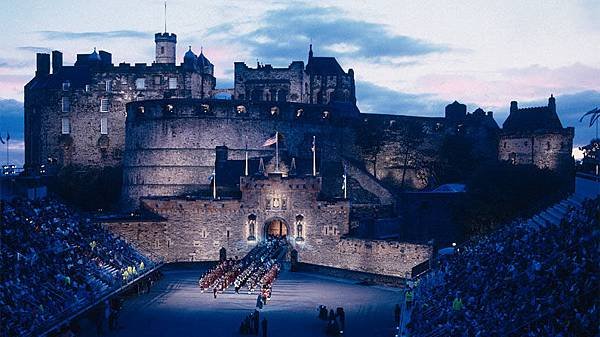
415,63,600,108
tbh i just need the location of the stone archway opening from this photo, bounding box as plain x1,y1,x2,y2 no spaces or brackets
264,218,289,239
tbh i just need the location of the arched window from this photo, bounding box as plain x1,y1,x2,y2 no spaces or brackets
277,89,288,102
295,214,304,241
247,214,256,241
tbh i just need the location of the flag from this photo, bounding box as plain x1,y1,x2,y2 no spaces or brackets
262,132,279,147
311,136,316,153
208,170,215,182
341,163,347,191
0,135,4,145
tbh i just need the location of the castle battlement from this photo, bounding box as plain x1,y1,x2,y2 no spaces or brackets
125,98,361,125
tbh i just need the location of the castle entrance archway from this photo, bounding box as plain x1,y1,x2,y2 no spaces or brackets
263,217,289,239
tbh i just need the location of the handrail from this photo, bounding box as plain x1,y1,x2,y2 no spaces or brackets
31,262,164,337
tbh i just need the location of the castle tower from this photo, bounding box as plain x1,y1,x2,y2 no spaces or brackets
155,32,177,64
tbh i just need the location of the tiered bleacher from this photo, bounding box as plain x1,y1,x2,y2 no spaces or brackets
198,238,286,297
0,198,156,337
409,195,599,337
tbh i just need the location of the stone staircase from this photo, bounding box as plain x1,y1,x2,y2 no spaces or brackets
526,194,584,229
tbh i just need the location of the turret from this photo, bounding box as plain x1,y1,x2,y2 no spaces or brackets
308,44,313,61
155,32,177,64
548,94,556,114
510,101,518,113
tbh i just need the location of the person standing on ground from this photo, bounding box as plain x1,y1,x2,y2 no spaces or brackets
213,287,217,299
253,309,260,335
261,317,268,337
395,303,401,325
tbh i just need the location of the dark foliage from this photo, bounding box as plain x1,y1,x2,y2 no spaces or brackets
48,165,122,211
458,162,568,234
578,138,600,174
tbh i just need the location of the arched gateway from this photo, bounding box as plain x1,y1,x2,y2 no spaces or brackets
263,217,290,239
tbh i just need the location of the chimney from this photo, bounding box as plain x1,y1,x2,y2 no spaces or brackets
510,101,518,113
51,50,63,74
36,53,50,77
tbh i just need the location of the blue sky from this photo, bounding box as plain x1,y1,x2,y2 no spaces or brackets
1,0,599,165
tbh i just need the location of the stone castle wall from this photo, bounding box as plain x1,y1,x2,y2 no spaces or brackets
122,99,360,208
234,62,306,102
24,62,215,169
104,175,431,277
498,128,575,172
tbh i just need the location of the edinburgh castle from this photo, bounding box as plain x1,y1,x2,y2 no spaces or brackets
23,30,574,278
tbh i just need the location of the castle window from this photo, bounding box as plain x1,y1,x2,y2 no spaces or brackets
236,105,246,114
61,97,70,112
100,98,109,112
524,141,528,146
85,84,91,92
295,109,303,118
154,76,161,85
135,78,146,90
62,81,70,91
546,141,551,151
100,118,108,135
105,81,112,92
168,77,177,89
322,110,330,119
503,142,507,149
160,46,165,54
61,118,70,134
226,230,230,239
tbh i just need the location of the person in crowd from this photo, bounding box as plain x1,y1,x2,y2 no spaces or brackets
1,197,155,337
407,196,600,337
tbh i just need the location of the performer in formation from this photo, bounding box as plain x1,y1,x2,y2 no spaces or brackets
198,238,285,299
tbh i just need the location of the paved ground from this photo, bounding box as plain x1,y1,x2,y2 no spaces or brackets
81,264,403,337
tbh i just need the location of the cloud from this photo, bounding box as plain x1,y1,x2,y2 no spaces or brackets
18,46,53,53
0,99,24,142
0,57,33,69
36,30,150,40
209,5,446,65
415,63,600,107
356,81,447,117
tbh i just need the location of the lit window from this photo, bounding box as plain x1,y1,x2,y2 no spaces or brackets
62,81,70,91
61,97,70,112
61,118,70,134
100,118,108,135
85,84,91,92
154,76,161,85
168,77,177,89
105,81,112,92
100,98,109,112
135,78,146,90
236,105,246,114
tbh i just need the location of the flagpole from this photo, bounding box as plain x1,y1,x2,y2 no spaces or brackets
245,137,249,176
275,131,279,172
212,170,217,199
312,136,316,176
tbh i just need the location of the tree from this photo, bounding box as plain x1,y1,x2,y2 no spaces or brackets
356,124,384,178
579,138,600,173
393,121,425,189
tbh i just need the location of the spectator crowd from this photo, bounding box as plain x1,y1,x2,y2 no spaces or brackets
408,196,599,337
198,237,285,299
0,198,155,337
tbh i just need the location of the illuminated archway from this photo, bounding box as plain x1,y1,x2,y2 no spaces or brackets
263,217,290,239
